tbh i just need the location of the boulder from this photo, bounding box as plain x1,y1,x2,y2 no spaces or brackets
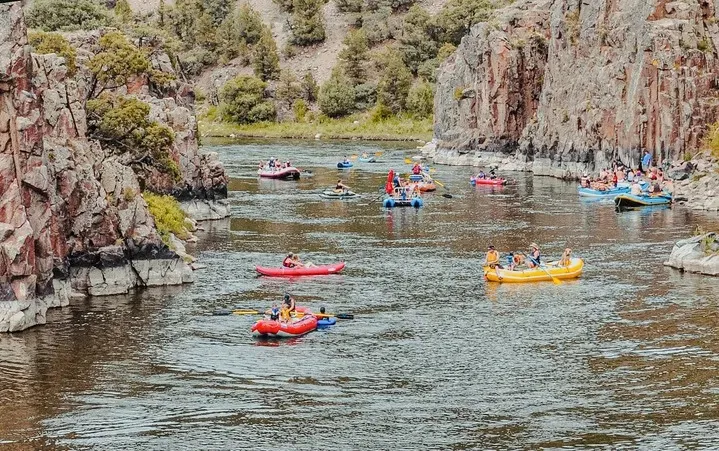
664,233,719,276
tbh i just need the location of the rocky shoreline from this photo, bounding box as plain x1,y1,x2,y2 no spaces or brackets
664,233,719,276
0,3,230,332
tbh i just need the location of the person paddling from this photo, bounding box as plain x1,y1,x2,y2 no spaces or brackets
267,303,280,321
335,179,350,192
484,245,503,279
527,243,541,269
283,293,296,315
282,253,296,268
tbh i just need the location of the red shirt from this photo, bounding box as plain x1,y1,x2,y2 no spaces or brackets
282,257,295,268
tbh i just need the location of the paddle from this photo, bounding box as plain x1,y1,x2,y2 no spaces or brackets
375,151,383,157
404,157,413,164
432,179,453,199
536,264,562,285
297,312,355,320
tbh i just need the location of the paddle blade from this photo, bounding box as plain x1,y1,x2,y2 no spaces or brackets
336,313,354,320
375,152,383,156
551,277,562,285
404,158,413,164
442,193,453,199
350,155,358,160
233,309,260,315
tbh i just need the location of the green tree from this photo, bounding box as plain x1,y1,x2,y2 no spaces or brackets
26,0,112,31
435,0,496,45
219,76,276,123
399,6,438,74
193,12,218,50
336,0,363,13
272,0,295,12
318,67,355,117
114,0,133,23
236,4,264,45
437,42,457,62
28,32,77,76
87,31,152,98
290,0,326,46
362,7,392,44
252,28,281,80
407,80,434,117
217,3,265,58
301,71,319,102
376,48,412,113
86,95,179,179
339,29,369,85
276,70,302,106
202,0,232,26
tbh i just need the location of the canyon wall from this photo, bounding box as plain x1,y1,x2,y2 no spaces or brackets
432,0,719,179
0,2,229,332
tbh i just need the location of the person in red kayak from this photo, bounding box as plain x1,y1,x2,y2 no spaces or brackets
282,253,296,268
291,253,316,268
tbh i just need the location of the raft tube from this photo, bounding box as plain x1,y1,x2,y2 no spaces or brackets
484,258,584,283
320,190,358,199
358,156,376,163
255,262,346,277
577,186,630,198
252,315,318,338
471,177,507,186
614,193,672,208
258,167,301,180
337,162,353,169
317,317,337,328
383,197,423,208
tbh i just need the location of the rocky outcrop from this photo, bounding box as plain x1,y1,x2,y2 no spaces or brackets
669,153,719,210
664,233,719,276
0,3,222,332
434,0,719,183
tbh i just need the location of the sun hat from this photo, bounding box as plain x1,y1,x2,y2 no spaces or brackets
530,243,539,249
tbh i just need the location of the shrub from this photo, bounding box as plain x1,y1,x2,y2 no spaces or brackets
437,42,457,62
417,58,438,82
354,83,377,111
337,0,363,13
339,29,369,85
276,70,302,106
376,48,413,113
28,32,77,76
398,5,438,74
301,71,319,102
87,31,151,98
26,0,112,32
293,99,308,121
290,0,326,45
220,75,276,123
704,122,719,158
370,102,393,122
363,7,392,44
252,28,281,80
179,47,217,76
318,67,356,117
435,0,496,45
407,80,434,117
143,191,190,243
114,0,133,23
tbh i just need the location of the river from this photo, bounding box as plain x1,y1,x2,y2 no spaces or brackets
1,140,719,450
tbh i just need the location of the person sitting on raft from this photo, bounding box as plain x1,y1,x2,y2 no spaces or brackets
343,156,350,164
484,245,504,278
283,252,297,268
506,252,515,271
412,162,422,175
477,170,486,179
559,248,572,267
580,173,590,188
283,293,296,314
279,304,291,322
361,152,369,159
527,243,541,269
292,253,316,268
335,180,350,192
393,172,401,188
267,303,280,321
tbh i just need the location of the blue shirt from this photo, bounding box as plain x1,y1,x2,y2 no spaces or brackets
642,153,652,168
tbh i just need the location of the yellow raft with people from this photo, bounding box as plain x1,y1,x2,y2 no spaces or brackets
483,258,585,283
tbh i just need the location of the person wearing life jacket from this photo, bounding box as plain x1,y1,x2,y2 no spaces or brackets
335,179,350,192
489,168,497,179
484,245,502,268
267,303,280,321
343,156,350,164
477,170,486,179
412,163,422,175
283,293,296,314
580,173,590,188
527,243,541,269
506,252,515,271
282,253,296,268
612,171,618,187
393,173,401,188
279,304,291,322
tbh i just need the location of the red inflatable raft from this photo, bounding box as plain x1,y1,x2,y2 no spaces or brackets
255,262,346,277
252,314,318,338
258,167,300,180
471,176,507,186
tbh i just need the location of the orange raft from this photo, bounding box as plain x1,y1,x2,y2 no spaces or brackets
251,314,318,338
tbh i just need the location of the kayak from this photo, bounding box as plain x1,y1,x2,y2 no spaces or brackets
577,186,629,198
471,177,507,186
252,315,318,338
255,262,346,277
337,162,353,169
615,193,672,208
258,167,300,180
484,258,584,283
317,317,337,328
358,156,376,163
383,197,423,208
320,190,358,199
417,181,436,192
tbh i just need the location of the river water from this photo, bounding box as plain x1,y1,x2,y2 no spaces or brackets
2,140,719,450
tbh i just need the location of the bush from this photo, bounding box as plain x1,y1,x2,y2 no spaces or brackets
370,102,393,122
336,0,363,13
87,32,152,98
354,83,377,111
435,0,496,45
114,0,133,23
704,122,719,158
293,99,308,121
339,29,369,85
398,5,438,74
216,2,264,57
276,69,302,106
26,0,112,32
252,28,281,80
290,0,326,45
376,48,412,113
362,7,392,44
318,67,356,117
28,32,77,76
179,47,217,76
220,75,276,123
437,42,457,62
416,58,438,82
301,71,319,102
143,191,190,243
407,80,434,117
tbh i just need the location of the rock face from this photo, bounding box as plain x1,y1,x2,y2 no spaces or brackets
664,233,719,276
434,0,719,181
0,3,225,332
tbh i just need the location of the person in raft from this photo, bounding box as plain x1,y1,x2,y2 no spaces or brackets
292,253,316,268
484,245,504,279
477,169,486,179
267,303,280,321
527,243,541,268
283,293,296,314
335,179,350,192
282,252,297,268
412,162,422,175
343,156,350,164
279,303,291,322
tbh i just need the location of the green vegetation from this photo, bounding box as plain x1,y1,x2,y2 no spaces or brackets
301,71,319,102
114,0,133,23
219,76,276,123
28,32,77,76
339,29,369,85
276,70,302,107
290,0,326,45
87,95,179,180
704,122,719,159
376,48,413,113
252,28,281,80
26,0,112,31
319,67,356,117
87,31,150,97
435,0,496,45
407,80,434,118
143,192,190,243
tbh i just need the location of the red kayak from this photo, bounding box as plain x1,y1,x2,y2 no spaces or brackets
258,167,300,180
255,262,346,277
252,315,318,338
471,176,507,186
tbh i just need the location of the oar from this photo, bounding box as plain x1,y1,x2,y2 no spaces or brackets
537,265,562,285
375,151,383,157
297,312,355,320
433,179,453,199
404,157,413,164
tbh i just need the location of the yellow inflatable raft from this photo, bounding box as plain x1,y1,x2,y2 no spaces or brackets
483,258,584,283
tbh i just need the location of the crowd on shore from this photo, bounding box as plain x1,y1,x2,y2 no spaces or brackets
579,151,673,195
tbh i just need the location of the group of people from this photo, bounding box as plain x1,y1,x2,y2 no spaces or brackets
579,153,672,195
282,252,316,268
265,293,327,323
474,168,498,180
259,157,292,171
484,244,573,272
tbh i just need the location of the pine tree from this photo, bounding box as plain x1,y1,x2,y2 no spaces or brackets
114,0,133,23
376,48,412,113
399,6,438,74
252,28,281,80
339,29,368,86
318,67,355,117
301,71,319,102
290,0,326,46
275,69,301,106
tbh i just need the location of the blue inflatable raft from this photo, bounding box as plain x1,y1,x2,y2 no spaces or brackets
317,317,337,328
614,193,672,208
383,197,423,208
337,162,353,169
577,186,630,198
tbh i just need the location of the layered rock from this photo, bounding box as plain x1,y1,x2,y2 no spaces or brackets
433,0,719,184
664,233,719,276
0,3,226,332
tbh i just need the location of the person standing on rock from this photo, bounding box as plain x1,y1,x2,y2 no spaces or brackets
641,150,652,172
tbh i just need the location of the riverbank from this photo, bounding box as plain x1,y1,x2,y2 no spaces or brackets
198,115,433,142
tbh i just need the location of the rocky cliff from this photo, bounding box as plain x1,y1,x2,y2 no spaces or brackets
0,2,229,332
432,0,719,181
